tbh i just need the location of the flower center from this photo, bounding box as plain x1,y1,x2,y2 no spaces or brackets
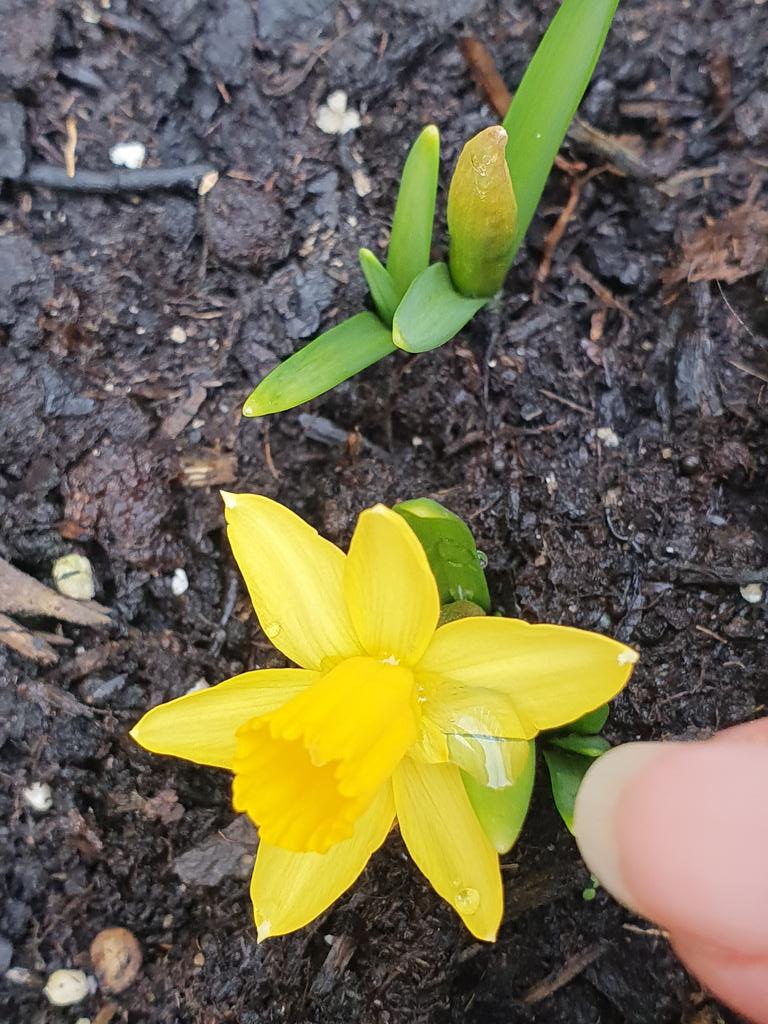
232,657,419,854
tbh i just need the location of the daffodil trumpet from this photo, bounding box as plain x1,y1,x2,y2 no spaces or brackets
131,493,637,941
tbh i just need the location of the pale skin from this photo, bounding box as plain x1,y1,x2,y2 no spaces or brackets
574,718,768,1023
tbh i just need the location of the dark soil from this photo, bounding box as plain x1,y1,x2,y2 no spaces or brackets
1,0,766,1022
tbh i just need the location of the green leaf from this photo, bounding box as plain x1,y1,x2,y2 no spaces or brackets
394,497,491,611
568,704,610,735
243,312,395,417
502,0,619,258
542,746,594,834
387,125,440,300
548,733,611,758
392,263,487,354
358,248,400,327
463,740,536,854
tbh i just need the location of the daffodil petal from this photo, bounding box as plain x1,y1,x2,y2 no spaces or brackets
223,492,364,670
249,783,395,939
393,758,503,941
130,669,318,769
344,504,440,664
417,617,637,733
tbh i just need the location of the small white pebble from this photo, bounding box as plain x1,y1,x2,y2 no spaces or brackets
52,554,95,601
661,446,674,460
315,91,361,135
169,325,187,345
170,568,189,597
22,782,53,813
43,969,89,1007
740,582,763,604
411,435,423,447
596,426,620,449
109,141,146,169
184,679,209,695
75,1018,91,1024
545,472,558,496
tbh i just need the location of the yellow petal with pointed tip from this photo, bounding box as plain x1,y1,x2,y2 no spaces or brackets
393,758,502,941
344,504,439,664
418,617,637,733
130,668,318,769
250,783,395,939
223,492,364,670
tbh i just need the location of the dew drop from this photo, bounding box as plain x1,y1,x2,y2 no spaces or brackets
455,887,480,914
265,622,282,640
476,550,488,569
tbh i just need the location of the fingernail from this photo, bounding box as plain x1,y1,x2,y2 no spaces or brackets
573,741,667,912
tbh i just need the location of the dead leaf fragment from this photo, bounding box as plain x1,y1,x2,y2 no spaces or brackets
663,202,768,286
90,928,142,994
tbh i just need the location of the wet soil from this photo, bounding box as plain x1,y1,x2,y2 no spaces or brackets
1,0,767,1021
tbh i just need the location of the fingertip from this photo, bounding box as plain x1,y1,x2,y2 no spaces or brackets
672,936,768,1024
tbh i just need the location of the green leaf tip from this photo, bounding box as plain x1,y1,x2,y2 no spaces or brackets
243,312,395,417
447,125,518,298
394,497,491,611
463,740,536,853
503,0,620,258
358,248,400,327
392,263,487,354
387,125,441,300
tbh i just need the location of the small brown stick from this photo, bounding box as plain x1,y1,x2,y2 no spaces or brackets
569,257,634,318
521,942,608,1004
539,388,591,415
459,37,512,118
63,114,78,179
533,164,608,301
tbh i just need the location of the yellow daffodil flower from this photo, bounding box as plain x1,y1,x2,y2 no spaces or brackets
131,493,637,942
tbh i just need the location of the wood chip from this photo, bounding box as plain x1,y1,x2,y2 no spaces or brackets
0,611,58,665
0,556,110,626
179,448,237,488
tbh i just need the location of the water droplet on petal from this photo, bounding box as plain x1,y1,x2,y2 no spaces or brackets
455,887,480,914
265,622,282,640
476,550,488,569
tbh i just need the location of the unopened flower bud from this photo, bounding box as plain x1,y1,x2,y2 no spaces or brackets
447,125,518,298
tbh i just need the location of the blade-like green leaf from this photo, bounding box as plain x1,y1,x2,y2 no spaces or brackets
387,125,440,300
243,312,395,417
542,746,594,834
394,497,491,610
568,704,610,735
503,0,619,257
392,263,487,354
358,248,400,326
463,740,536,854
548,733,611,758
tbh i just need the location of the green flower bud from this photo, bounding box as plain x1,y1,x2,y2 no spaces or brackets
447,125,518,298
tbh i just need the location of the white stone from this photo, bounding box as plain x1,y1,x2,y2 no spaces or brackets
740,582,763,604
43,969,89,1007
169,325,187,344
22,782,53,813
109,141,146,170
170,568,189,596
52,554,95,601
596,426,620,449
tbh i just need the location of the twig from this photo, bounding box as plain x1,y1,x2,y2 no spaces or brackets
538,388,591,415
726,358,768,386
533,165,608,301
64,114,78,179
19,162,216,193
459,37,511,118
569,258,634,318
520,942,608,1004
